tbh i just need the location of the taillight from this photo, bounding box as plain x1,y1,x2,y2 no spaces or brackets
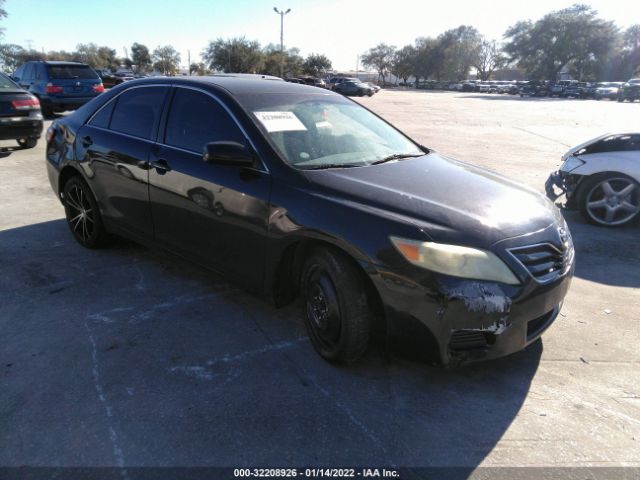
46,83,64,94
93,83,105,93
11,97,40,110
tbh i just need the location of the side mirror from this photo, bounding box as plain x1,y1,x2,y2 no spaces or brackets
203,141,254,167
11,76,19,82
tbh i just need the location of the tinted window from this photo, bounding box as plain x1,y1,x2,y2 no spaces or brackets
47,64,99,80
110,87,168,140
89,100,116,129
165,88,245,152
14,65,24,79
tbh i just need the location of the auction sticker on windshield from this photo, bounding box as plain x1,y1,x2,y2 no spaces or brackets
254,111,307,132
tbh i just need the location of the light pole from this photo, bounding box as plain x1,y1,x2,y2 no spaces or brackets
273,7,291,78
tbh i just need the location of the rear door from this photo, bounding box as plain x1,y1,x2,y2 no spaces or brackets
148,87,271,290
76,85,170,240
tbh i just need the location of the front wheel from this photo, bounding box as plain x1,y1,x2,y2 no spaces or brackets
579,174,640,227
62,176,112,248
301,248,372,364
17,138,37,149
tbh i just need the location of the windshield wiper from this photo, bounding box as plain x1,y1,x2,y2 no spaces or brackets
302,163,363,170
370,153,424,165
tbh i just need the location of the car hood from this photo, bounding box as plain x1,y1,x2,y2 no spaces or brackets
302,153,559,248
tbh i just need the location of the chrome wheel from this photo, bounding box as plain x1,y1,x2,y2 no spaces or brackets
585,177,640,226
65,184,95,242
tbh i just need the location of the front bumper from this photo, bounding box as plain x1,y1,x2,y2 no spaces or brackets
371,226,574,366
545,170,581,209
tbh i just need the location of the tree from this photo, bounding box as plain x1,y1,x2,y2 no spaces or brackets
0,44,47,72
473,39,505,80
190,62,207,75
131,43,151,73
302,53,332,77
411,37,445,82
391,45,415,84
438,26,483,80
361,43,396,84
0,0,7,37
202,37,264,74
262,44,303,77
152,45,181,75
503,4,618,80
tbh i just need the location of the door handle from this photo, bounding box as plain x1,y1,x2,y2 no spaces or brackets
81,136,93,147
150,159,172,174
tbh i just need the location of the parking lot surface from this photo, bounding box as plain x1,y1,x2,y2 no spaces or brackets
1,91,639,470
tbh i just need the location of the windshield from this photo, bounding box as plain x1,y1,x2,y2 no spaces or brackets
245,94,424,169
47,65,99,80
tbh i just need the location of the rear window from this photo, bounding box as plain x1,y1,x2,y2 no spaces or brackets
47,65,99,80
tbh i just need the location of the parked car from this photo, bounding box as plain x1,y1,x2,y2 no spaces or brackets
478,82,491,93
593,82,624,100
334,80,374,97
0,71,43,148
549,80,576,97
363,82,381,93
617,78,640,102
546,133,640,227
327,76,358,90
12,61,104,116
96,70,126,89
519,81,549,97
561,82,593,99
46,75,574,366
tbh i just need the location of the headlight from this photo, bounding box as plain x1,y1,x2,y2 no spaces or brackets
560,156,585,173
390,237,521,285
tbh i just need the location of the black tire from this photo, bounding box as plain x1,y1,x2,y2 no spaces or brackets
578,173,640,227
301,248,372,364
357,90,364,97
17,138,37,149
62,176,111,248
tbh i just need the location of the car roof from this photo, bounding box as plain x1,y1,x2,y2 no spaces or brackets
122,74,336,96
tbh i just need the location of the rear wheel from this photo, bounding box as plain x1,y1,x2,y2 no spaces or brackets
579,173,640,227
62,176,111,248
301,248,372,364
17,138,37,149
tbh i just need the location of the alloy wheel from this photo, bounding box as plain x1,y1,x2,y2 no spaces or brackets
585,177,640,226
65,184,95,242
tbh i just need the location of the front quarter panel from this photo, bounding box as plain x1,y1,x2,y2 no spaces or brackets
571,151,640,182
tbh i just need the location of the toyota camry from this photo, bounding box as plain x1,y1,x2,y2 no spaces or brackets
46,75,574,366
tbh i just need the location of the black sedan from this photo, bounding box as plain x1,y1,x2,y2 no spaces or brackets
0,72,43,148
334,80,374,97
46,76,574,366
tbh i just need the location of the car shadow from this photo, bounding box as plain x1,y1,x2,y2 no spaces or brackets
561,209,640,288
0,218,543,470
458,94,588,102
0,146,20,158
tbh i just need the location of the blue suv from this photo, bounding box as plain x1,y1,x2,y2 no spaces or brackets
12,61,104,116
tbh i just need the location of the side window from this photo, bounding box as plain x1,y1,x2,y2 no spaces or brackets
165,88,245,152
110,87,168,140
14,65,23,79
89,99,116,129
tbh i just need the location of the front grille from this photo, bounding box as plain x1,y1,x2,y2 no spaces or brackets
509,242,573,283
449,331,488,351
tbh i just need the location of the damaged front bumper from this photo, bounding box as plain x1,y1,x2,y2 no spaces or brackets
372,227,574,366
545,170,581,209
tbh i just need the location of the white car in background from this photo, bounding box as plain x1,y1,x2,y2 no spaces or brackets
546,133,640,227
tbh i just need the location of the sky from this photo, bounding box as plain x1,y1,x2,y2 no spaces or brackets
2,0,640,71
